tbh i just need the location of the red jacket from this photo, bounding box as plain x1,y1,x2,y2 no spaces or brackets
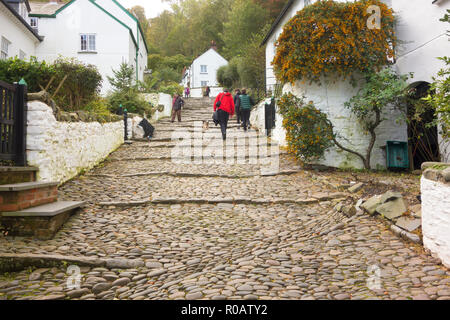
214,92,235,116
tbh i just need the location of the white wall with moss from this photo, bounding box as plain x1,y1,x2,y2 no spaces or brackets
27,101,124,183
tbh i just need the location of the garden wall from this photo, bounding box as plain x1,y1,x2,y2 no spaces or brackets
251,80,408,169
27,101,124,183
421,164,450,268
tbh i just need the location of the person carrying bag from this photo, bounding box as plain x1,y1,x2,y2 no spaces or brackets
213,89,235,141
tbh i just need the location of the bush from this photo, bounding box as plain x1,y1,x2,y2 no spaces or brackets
108,90,154,116
52,57,102,110
0,56,54,92
217,61,239,89
159,82,184,96
273,0,396,85
0,56,102,111
278,93,334,162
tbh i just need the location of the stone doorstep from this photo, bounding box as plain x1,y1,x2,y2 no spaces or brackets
0,201,85,240
0,181,58,192
0,167,38,173
1,201,86,217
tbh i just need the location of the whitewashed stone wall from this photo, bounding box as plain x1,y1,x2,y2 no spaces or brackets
251,80,408,169
141,93,172,122
421,177,450,268
27,101,124,183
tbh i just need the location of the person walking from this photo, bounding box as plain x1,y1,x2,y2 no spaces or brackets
171,94,184,123
184,87,190,98
238,89,254,132
205,86,211,97
213,88,235,141
234,89,241,125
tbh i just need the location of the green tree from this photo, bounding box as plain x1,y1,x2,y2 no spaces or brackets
337,68,411,169
221,0,268,59
107,62,135,92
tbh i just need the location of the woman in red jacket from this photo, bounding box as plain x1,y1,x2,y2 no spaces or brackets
214,89,235,141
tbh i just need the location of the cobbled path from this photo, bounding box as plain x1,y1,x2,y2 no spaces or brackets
0,98,449,300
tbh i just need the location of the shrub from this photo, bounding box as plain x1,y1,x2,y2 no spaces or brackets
278,93,334,163
108,90,154,116
52,57,102,110
107,62,135,92
0,56,54,92
159,82,184,96
273,0,396,85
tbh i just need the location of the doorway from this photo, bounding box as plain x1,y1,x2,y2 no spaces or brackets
407,82,440,170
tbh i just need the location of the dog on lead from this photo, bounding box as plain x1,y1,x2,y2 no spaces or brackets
202,120,209,132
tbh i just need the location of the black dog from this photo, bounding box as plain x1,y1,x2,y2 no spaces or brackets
138,118,155,139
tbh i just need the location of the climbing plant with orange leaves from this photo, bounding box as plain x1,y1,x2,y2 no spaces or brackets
273,0,396,85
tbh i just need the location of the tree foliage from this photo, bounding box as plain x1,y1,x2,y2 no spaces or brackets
339,68,411,169
273,0,396,85
423,10,450,139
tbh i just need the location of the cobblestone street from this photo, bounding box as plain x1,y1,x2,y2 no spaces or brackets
0,98,449,301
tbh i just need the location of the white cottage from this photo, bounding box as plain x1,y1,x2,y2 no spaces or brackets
258,0,450,169
0,0,42,60
0,0,149,94
182,43,228,97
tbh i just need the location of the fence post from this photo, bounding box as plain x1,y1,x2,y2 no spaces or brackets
14,83,27,166
124,109,128,141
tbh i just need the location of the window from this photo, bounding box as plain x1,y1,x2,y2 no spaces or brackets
200,65,207,73
19,50,26,60
80,34,96,52
1,37,10,60
201,81,208,87
30,18,38,32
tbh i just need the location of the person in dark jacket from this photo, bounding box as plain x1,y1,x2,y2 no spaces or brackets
171,94,184,122
205,86,211,97
238,89,254,132
213,89,235,140
234,89,241,125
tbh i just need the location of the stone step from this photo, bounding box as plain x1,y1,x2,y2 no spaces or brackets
0,201,85,240
0,181,59,212
0,166,38,184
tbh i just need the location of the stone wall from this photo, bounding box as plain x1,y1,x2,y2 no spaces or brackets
421,163,450,268
251,79,408,170
27,101,124,183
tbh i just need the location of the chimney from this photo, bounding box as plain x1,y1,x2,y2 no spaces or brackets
210,40,217,51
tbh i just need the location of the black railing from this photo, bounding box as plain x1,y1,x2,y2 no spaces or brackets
0,80,27,166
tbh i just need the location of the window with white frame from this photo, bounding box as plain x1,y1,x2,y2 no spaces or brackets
201,81,208,87
200,65,207,73
80,34,96,52
30,17,38,32
19,50,26,60
1,37,10,60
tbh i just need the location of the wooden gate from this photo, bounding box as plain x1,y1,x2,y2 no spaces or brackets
0,80,27,166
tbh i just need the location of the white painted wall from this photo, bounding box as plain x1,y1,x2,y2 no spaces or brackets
263,0,450,168
421,176,450,269
188,48,228,89
33,0,147,94
0,2,39,60
26,101,124,183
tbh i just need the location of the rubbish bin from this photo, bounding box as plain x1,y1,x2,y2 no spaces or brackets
386,141,409,169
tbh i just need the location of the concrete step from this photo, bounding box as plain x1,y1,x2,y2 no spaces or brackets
0,201,85,240
0,181,59,212
0,166,38,184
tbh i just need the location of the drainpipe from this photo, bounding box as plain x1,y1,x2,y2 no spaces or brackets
136,26,139,83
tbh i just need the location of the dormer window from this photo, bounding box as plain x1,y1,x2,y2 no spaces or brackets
30,17,38,32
